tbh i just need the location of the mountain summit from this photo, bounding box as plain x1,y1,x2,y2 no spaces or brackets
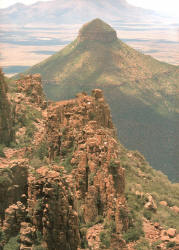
78,18,117,42
19,19,179,182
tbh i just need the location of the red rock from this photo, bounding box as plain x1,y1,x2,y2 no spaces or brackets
170,206,179,213
167,228,176,238
160,201,168,206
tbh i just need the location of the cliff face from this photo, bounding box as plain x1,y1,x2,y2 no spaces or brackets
0,82,128,249
27,166,80,250
46,89,128,248
0,69,14,145
16,74,47,109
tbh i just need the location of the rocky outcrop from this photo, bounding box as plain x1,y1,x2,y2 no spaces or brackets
46,89,129,248
2,202,26,242
0,159,28,225
27,166,80,250
16,74,47,108
78,18,117,43
0,69,14,145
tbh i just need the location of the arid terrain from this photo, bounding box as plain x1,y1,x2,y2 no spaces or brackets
0,22,178,77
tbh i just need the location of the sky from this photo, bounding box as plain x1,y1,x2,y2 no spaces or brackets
0,0,178,17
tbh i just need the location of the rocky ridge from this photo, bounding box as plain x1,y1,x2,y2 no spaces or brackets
0,74,179,249
0,75,129,249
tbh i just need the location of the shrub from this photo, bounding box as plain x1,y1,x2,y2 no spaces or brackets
104,219,116,233
120,207,128,220
123,228,143,243
151,240,162,249
80,227,88,249
88,111,95,120
143,209,152,220
123,218,144,243
166,241,176,248
37,142,48,160
3,235,20,250
100,231,111,248
134,238,150,250
0,175,11,186
61,153,73,173
33,246,46,250
0,144,5,157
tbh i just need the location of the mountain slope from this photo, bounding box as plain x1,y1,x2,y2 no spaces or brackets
19,19,179,182
24,19,178,112
0,0,165,25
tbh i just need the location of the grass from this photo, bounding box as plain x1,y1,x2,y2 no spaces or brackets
119,148,179,233
3,235,20,250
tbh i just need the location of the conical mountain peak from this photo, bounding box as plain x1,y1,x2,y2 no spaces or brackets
78,18,117,42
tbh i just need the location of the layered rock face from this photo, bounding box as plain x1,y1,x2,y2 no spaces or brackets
27,166,80,250
0,84,128,249
78,18,117,43
0,69,14,145
47,89,128,247
0,159,28,226
16,74,47,108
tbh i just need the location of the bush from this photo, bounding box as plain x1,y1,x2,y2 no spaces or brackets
0,175,11,186
33,246,46,250
143,209,152,220
61,153,73,173
37,142,48,160
151,240,162,249
0,144,5,157
166,241,176,248
100,231,111,248
3,235,20,250
123,228,144,243
134,238,150,250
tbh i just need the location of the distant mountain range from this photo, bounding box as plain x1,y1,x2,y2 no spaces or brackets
0,0,171,25
17,19,179,182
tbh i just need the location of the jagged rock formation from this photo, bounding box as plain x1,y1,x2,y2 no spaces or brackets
27,166,80,250
46,89,129,248
0,159,28,225
1,75,179,249
16,74,47,109
0,69,14,145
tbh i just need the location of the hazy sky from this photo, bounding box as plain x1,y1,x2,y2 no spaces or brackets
0,0,178,17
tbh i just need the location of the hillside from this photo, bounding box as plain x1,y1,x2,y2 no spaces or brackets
0,73,179,249
0,0,164,25
20,19,179,182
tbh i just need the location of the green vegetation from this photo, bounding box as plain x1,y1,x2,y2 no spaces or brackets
17,19,179,182
166,241,176,248
134,238,150,250
99,219,116,248
0,144,5,157
3,235,20,250
119,147,179,234
36,140,48,160
100,231,111,248
122,217,144,243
